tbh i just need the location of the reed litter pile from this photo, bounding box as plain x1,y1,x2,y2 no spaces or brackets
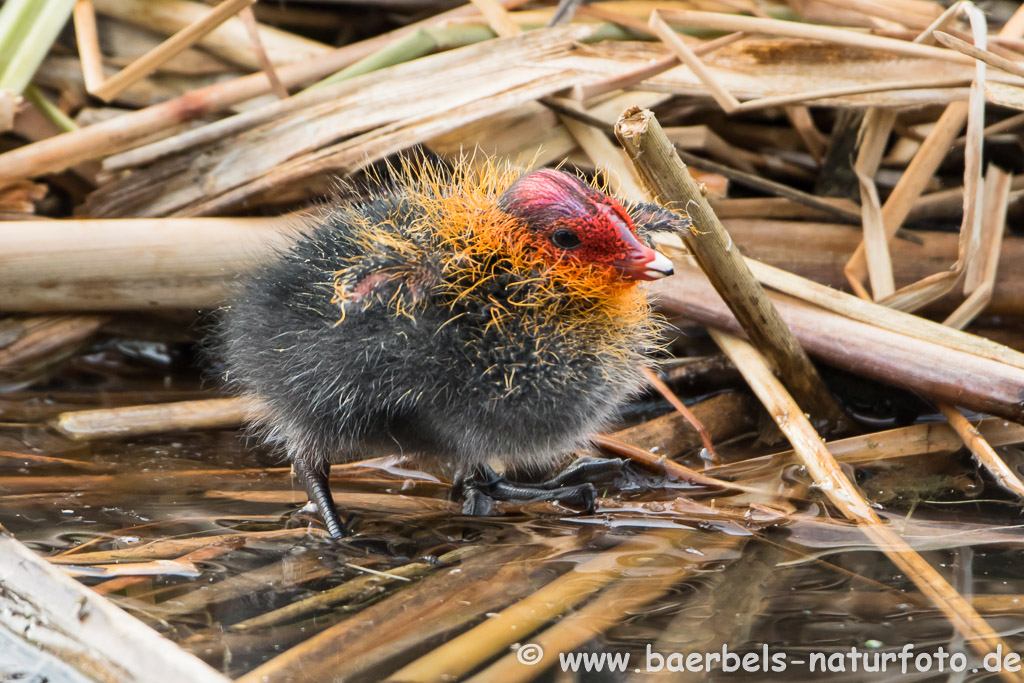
2,0,1024,681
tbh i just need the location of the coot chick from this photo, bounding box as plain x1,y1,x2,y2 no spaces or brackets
219,161,678,537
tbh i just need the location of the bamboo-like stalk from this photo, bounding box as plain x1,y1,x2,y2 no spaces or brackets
615,106,849,434
3,216,1023,313
91,0,257,102
709,330,1017,680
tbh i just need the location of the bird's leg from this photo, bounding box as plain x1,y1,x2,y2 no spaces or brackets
455,457,627,516
292,457,346,538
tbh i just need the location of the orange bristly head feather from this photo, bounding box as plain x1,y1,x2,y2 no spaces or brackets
331,159,669,350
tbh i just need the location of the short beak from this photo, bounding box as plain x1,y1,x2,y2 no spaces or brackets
613,232,674,281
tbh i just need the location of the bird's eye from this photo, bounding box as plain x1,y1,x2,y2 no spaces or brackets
551,228,582,250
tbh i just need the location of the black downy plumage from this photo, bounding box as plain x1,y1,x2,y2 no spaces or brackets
217,162,683,537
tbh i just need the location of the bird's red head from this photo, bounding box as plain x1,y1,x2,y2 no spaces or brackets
497,169,674,281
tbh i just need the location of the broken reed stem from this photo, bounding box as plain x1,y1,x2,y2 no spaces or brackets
591,433,763,495
939,404,1024,498
238,5,287,100
51,397,263,440
640,366,720,463
709,330,1017,680
90,0,257,102
72,0,104,92
615,106,849,434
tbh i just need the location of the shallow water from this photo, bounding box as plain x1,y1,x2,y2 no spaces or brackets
3,335,1024,682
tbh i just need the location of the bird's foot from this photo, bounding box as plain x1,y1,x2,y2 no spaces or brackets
457,456,626,516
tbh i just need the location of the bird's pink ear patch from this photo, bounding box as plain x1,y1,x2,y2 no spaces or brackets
498,169,619,227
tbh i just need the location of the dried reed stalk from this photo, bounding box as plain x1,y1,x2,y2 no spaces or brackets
389,530,694,681
710,331,1017,679
934,30,1024,80
92,0,327,70
90,0,256,102
72,0,104,92
707,418,1024,479
657,9,974,65
615,106,849,433
238,5,286,99
51,397,264,439
938,405,1024,498
0,529,229,682
0,0,529,184
638,366,719,462
653,262,1024,423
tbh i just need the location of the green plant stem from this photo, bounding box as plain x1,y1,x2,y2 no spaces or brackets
0,0,76,93
24,85,78,132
